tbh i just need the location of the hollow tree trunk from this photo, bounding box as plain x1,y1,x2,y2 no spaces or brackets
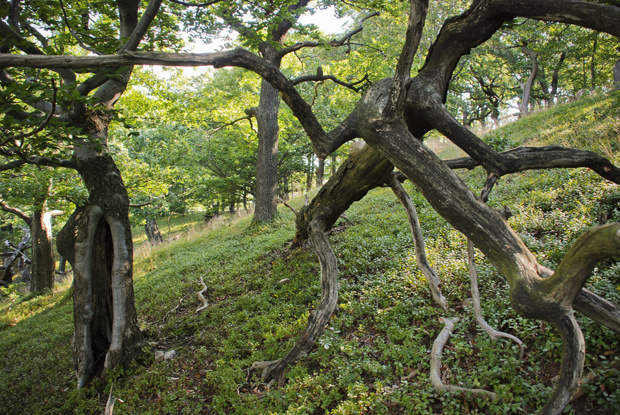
30,207,55,292
58,140,142,388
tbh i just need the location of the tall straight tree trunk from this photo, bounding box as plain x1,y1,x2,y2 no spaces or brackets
520,45,538,117
613,58,620,91
252,77,280,223
30,206,55,292
590,33,598,89
316,158,325,187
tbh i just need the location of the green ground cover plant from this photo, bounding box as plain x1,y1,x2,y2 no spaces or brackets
1,94,619,414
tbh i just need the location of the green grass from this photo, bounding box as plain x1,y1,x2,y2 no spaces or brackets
1,93,620,414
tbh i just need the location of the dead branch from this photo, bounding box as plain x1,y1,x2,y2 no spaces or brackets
104,385,123,415
209,114,255,135
196,275,208,313
291,71,371,93
444,145,620,185
167,0,224,7
388,173,447,310
278,197,298,214
277,11,380,56
430,317,498,400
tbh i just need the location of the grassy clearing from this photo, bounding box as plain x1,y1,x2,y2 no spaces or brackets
1,93,620,414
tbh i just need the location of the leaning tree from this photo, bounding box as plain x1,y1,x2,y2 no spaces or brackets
3,0,620,413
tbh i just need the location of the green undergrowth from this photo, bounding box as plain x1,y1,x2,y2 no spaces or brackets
1,94,620,414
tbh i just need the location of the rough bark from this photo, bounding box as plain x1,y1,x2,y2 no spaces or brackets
5,0,620,412
58,154,143,388
293,144,394,248
252,75,280,223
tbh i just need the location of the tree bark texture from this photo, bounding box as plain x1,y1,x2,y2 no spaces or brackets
252,76,280,223
293,144,394,248
57,156,143,388
29,208,55,292
5,0,620,411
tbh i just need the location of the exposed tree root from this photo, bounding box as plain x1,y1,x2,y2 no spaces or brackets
468,240,525,359
163,298,183,323
251,219,339,382
388,173,447,310
104,385,123,415
430,317,498,400
196,276,208,313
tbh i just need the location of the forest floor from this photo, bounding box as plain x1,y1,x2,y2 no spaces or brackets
1,92,620,414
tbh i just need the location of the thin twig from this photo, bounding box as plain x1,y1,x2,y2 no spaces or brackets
58,0,103,55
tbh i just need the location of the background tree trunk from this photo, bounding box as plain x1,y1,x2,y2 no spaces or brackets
252,77,280,223
614,58,620,91
29,207,55,292
145,219,164,246
315,158,325,188
520,45,539,117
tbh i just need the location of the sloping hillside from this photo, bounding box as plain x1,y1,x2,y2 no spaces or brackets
1,93,619,414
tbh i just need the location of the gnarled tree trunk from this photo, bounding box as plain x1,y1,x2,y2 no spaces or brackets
58,153,143,388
